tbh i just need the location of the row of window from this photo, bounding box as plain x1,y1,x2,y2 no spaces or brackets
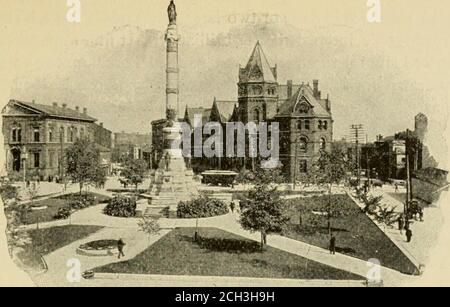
22,152,60,169
296,137,327,153
297,120,329,131
48,126,85,143
11,126,86,143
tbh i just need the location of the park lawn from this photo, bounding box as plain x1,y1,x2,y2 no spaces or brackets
23,192,111,225
18,225,104,270
95,227,364,280
283,194,418,275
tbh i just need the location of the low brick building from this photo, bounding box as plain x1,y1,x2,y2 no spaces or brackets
1,99,112,181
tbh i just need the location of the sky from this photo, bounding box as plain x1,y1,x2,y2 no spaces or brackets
0,0,449,168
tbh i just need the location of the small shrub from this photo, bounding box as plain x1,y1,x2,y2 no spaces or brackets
0,184,18,202
104,195,137,217
177,195,229,218
54,207,72,220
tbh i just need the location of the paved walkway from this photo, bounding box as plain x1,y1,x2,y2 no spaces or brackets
368,187,444,268
27,208,415,287
32,227,171,287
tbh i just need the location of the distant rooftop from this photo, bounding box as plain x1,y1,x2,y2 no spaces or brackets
6,99,96,122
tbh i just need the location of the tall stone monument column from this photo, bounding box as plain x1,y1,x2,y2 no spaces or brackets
146,0,198,216
163,0,183,160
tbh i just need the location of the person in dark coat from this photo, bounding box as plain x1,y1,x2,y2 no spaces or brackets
329,234,336,255
117,238,126,259
404,218,411,231
405,229,413,243
230,201,235,213
419,208,424,222
398,215,405,234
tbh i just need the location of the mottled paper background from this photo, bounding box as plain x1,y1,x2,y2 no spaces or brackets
0,0,449,286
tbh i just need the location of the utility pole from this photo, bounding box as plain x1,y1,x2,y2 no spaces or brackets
349,124,365,183
293,139,298,190
405,154,411,216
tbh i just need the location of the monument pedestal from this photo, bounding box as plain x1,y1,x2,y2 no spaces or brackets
145,123,198,217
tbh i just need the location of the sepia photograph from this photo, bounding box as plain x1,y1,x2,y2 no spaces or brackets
0,0,449,291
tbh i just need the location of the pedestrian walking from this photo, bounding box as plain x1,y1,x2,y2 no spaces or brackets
230,201,235,213
329,234,336,255
419,208,424,222
394,183,398,193
117,238,126,259
406,228,413,243
398,215,404,234
404,218,411,231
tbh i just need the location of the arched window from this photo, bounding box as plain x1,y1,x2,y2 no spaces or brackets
297,120,302,130
320,138,326,150
323,121,328,130
318,120,322,130
252,109,260,124
11,126,22,143
69,128,75,143
49,127,54,142
60,127,65,142
299,137,308,153
304,120,310,130
80,128,84,138
33,127,40,142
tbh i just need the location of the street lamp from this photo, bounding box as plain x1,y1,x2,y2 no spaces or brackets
21,151,28,183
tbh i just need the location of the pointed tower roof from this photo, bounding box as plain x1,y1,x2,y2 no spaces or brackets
240,41,277,83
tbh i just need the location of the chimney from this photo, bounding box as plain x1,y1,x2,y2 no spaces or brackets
62,103,67,109
287,80,293,99
53,102,58,108
75,106,80,112
32,99,36,104
100,122,104,128
313,80,320,98
83,107,87,114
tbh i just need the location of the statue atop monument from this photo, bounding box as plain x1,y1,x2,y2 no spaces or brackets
168,0,177,25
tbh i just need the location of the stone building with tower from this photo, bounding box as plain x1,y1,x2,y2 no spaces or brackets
2,99,113,181
153,40,334,182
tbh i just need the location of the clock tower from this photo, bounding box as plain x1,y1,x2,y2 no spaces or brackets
237,41,279,124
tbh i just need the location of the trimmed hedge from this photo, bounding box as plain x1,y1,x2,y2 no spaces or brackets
104,195,137,217
54,207,72,220
177,195,229,219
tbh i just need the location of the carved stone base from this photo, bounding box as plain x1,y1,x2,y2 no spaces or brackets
146,121,198,216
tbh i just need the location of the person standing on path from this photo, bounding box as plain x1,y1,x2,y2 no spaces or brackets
117,238,126,259
419,207,424,222
398,215,405,234
394,183,399,193
406,228,413,243
329,234,336,255
230,201,235,213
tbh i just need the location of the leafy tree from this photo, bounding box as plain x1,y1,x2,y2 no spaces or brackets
0,184,18,203
310,146,355,233
362,195,383,215
137,217,161,242
4,202,32,260
239,167,289,250
27,183,39,207
376,206,398,229
66,138,107,196
121,158,147,192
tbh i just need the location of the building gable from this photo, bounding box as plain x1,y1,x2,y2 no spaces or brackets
2,101,42,117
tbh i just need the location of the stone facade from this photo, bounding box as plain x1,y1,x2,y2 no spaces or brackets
2,100,112,181
151,42,334,182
